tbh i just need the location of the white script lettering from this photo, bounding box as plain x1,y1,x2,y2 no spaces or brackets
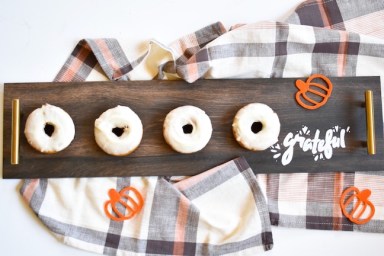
270,125,350,166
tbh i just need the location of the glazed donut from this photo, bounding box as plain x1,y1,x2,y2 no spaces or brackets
94,105,143,156
24,104,75,153
232,103,280,151
163,105,212,153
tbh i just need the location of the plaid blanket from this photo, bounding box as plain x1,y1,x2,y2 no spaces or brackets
21,0,384,255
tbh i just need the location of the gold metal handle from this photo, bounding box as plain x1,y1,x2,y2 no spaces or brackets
365,90,376,155
11,99,20,165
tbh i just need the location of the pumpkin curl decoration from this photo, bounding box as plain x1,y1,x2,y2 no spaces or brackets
295,74,333,110
339,186,375,225
104,186,144,222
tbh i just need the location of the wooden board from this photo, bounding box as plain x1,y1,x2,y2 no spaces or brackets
3,77,384,178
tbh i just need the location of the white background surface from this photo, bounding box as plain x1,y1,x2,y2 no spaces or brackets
0,0,383,255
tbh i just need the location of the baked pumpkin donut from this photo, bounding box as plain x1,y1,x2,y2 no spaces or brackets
163,105,212,153
94,105,143,156
24,104,75,153
232,103,280,151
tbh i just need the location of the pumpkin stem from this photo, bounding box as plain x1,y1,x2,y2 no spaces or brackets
108,188,121,202
357,189,371,201
295,79,308,92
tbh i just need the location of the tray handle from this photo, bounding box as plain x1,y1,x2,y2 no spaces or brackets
365,90,376,155
11,99,20,165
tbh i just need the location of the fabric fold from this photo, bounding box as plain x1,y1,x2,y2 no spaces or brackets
21,158,273,255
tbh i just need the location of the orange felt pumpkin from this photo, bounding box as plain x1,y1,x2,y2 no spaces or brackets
339,186,375,225
104,186,144,222
295,74,333,110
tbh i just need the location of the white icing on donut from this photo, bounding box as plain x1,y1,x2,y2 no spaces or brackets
94,105,143,156
233,103,280,151
24,104,75,153
163,105,212,154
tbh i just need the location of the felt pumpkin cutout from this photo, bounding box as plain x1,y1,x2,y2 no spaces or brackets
295,74,333,110
339,186,375,225
104,186,144,222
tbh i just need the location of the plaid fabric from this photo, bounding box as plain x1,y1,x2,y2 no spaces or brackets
21,158,273,255
20,0,384,255
55,38,132,81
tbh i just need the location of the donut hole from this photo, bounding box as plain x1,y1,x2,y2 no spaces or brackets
182,124,193,134
251,122,263,134
44,123,55,137
112,127,125,137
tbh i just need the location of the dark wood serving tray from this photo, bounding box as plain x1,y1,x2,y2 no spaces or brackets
3,77,384,178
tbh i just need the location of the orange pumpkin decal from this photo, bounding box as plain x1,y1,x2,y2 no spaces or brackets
339,186,375,225
295,74,333,110
104,186,144,222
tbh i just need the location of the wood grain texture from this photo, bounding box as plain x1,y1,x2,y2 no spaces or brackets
3,77,384,178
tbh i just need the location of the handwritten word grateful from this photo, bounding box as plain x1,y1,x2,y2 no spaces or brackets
270,125,350,166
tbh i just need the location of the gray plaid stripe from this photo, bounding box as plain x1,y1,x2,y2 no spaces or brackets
29,179,48,214
337,0,384,22
295,2,326,28
266,194,280,225
177,45,206,64
76,60,96,80
233,156,251,172
344,33,360,76
86,39,115,79
241,169,273,248
117,236,147,254
353,219,384,233
102,39,132,80
358,43,384,58
323,0,344,27
194,48,209,62
311,31,342,76
265,173,280,200
313,42,345,54
195,22,226,48
307,173,336,203
271,213,307,229
146,240,175,255
286,42,316,55
294,215,351,232
54,40,97,82
144,177,202,255
294,0,347,29
306,202,335,217
271,23,290,77
180,160,241,200
175,22,226,65
86,39,131,81
103,177,131,254
306,215,348,230
146,178,179,242
343,172,355,190
184,205,199,245
312,26,360,43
